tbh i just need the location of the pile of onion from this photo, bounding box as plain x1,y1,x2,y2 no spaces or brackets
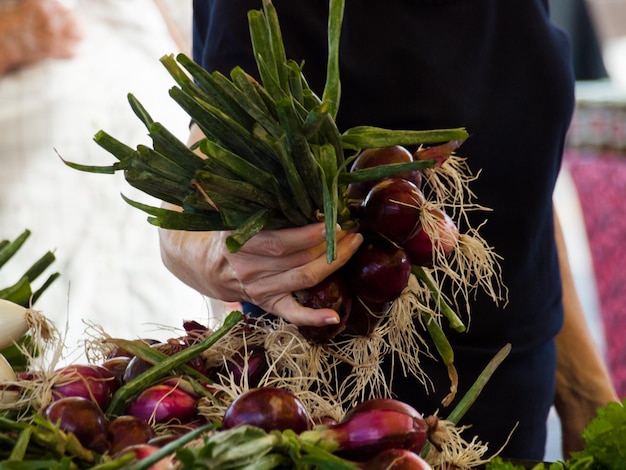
220,387,439,469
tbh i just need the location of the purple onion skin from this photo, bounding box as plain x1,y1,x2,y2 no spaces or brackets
295,270,353,344
413,140,463,167
107,415,155,456
123,356,153,384
52,364,119,410
404,207,459,267
221,346,269,388
182,320,210,344
360,178,425,246
222,387,311,434
345,297,391,336
347,238,411,304
358,448,433,470
342,398,425,423
44,396,110,454
127,383,198,424
346,146,422,202
309,409,429,462
101,356,131,386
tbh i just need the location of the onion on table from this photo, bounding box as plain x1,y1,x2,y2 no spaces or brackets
358,449,433,470
106,415,155,455
51,364,120,410
0,308,510,468
221,386,311,434
43,396,110,454
0,230,60,406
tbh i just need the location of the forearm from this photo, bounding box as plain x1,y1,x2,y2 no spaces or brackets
158,124,239,301
553,207,618,455
160,226,217,296
159,221,247,304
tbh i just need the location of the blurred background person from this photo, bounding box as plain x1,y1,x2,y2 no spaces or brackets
0,0,83,75
0,0,207,361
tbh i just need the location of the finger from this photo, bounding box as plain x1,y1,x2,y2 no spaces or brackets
235,229,352,274
294,230,364,284
270,293,340,327
238,222,329,256
64,12,84,41
242,232,363,304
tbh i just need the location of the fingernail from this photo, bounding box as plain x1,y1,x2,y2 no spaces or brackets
324,314,340,325
350,232,364,248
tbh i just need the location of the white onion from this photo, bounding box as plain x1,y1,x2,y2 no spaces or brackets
0,299,30,350
0,352,18,405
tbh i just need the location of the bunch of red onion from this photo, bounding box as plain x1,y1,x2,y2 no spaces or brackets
297,144,460,341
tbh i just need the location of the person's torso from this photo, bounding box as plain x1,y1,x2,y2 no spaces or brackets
193,0,574,351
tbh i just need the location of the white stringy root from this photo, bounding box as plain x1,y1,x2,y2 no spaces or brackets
418,160,507,312
426,419,492,470
0,308,65,415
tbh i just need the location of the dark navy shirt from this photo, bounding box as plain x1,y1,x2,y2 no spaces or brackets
192,0,575,460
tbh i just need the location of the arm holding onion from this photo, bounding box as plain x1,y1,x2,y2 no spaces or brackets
158,124,364,327
552,207,619,458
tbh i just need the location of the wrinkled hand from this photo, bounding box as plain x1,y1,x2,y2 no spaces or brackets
557,393,604,458
555,377,619,458
553,208,620,458
159,222,364,327
0,0,83,74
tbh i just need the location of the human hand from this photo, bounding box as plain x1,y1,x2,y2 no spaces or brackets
556,390,619,458
554,345,618,458
159,222,363,327
0,0,83,74
553,209,619,457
